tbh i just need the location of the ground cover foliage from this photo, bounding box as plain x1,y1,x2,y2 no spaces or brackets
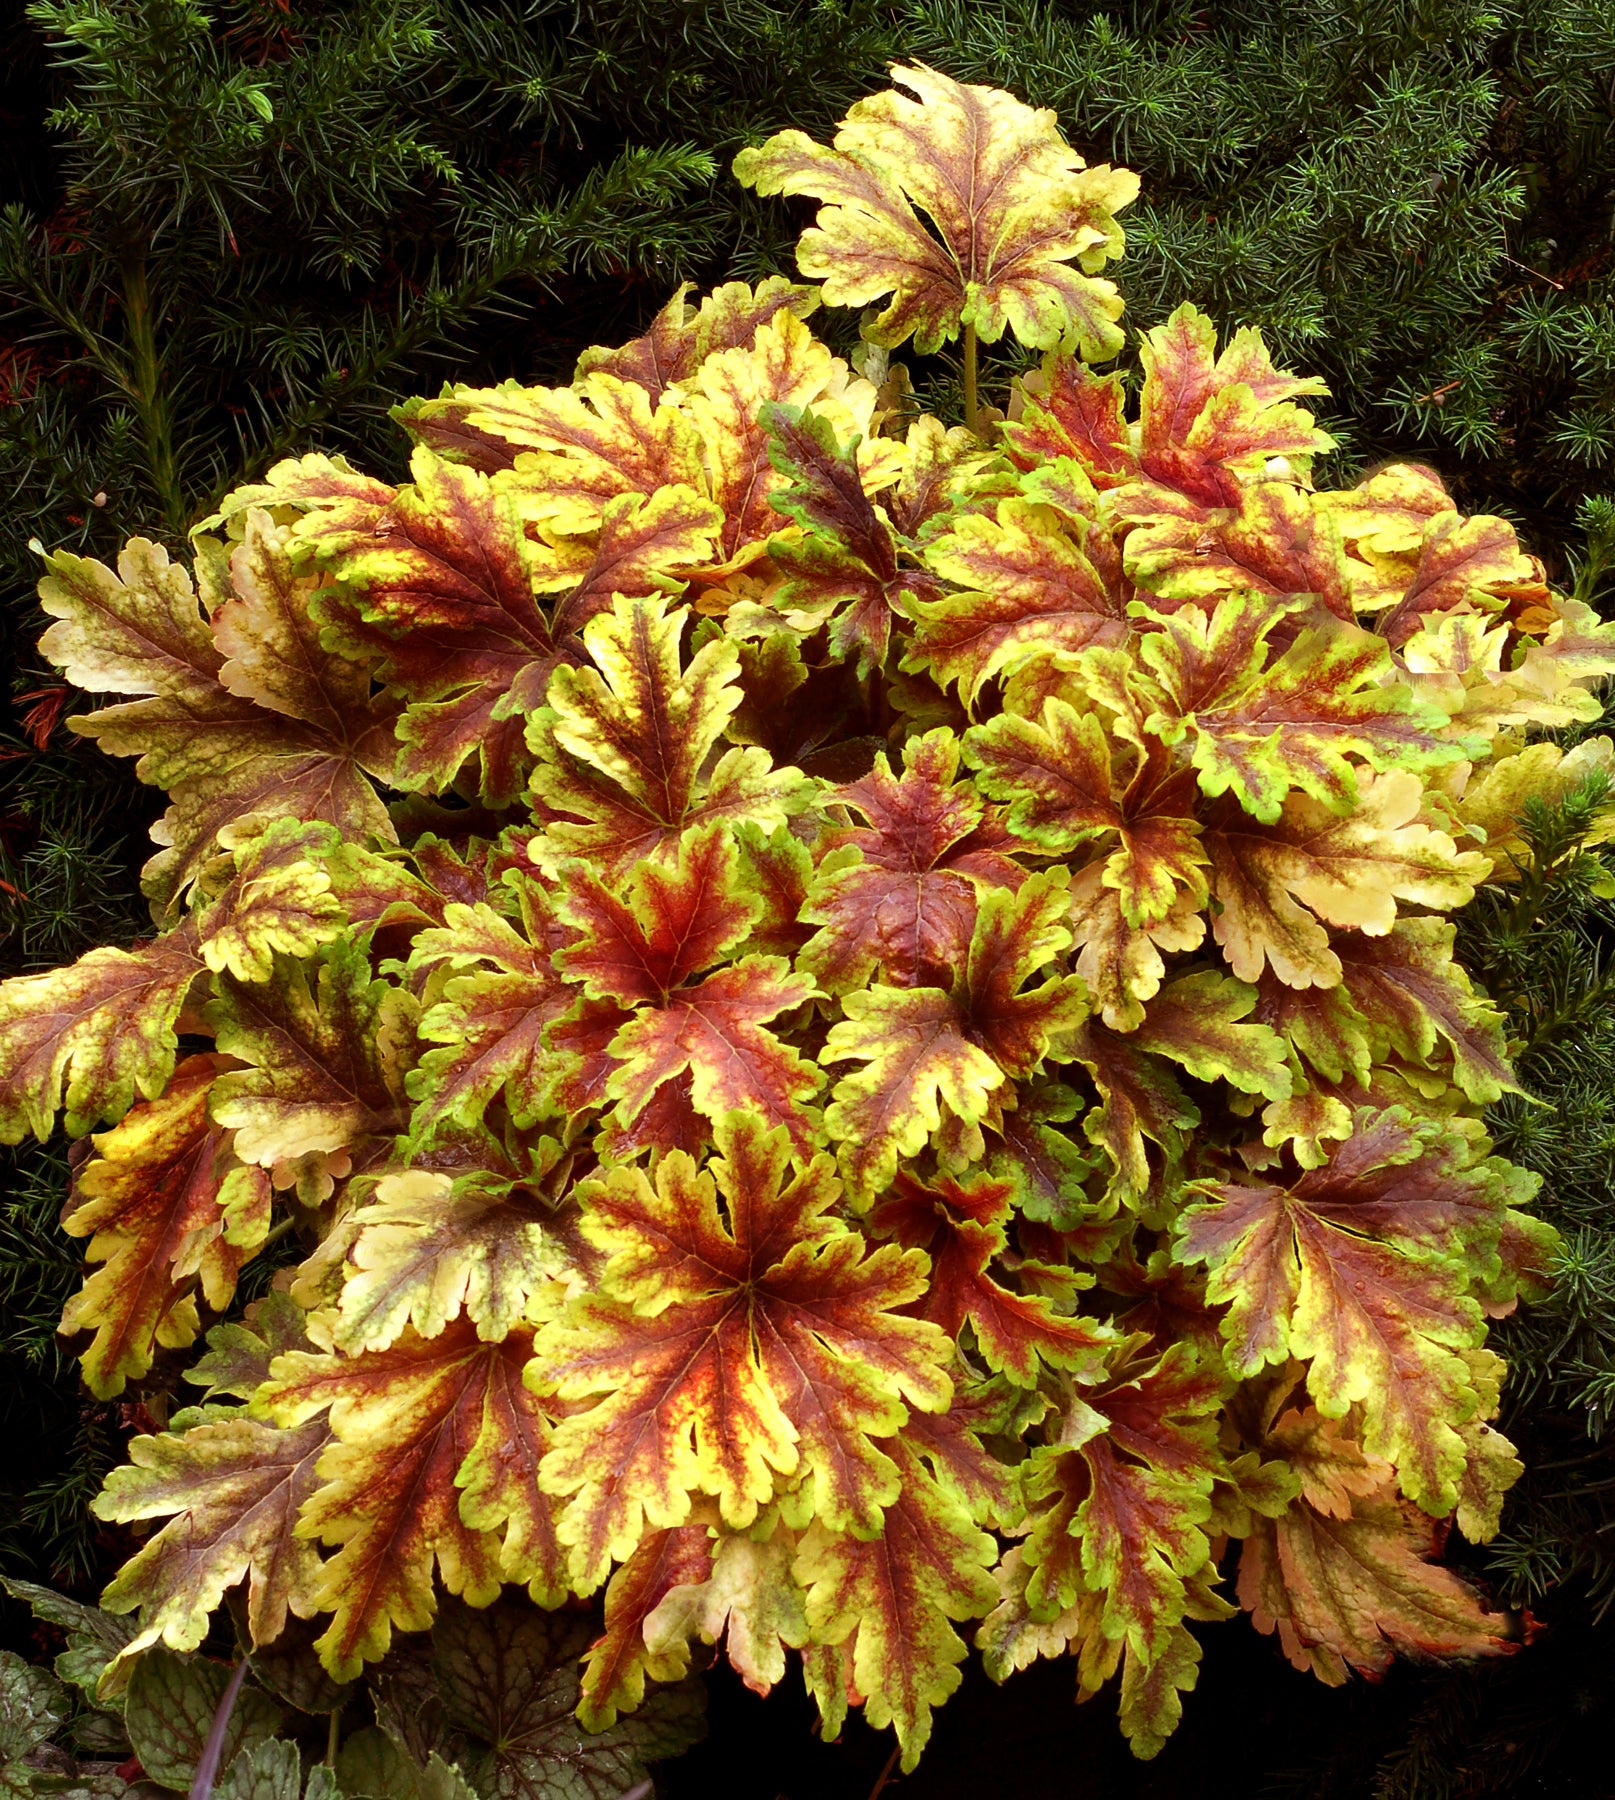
0,64,1612,1790
0,1572,702,1800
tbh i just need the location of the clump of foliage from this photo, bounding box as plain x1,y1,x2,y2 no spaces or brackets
9,0,1615,965
898,0,1615,529
0,1571,699,1800
0,66,1609,1772
0,0,894,951
0,0,891,1581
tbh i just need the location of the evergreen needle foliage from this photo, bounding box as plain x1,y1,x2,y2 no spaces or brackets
1456,507,1615,1613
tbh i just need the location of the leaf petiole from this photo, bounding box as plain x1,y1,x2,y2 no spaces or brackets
189,1659,248,1800
962,322,979,437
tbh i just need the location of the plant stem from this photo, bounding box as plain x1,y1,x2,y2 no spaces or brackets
260,1214,301,1251
962,322,979,437
120,255,187,538
190,1661,249,1800
867,1742,902,1800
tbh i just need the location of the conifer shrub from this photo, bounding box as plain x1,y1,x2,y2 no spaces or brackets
0,66,1610,1774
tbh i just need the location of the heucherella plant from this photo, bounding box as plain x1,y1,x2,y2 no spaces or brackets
2,62,1611,1774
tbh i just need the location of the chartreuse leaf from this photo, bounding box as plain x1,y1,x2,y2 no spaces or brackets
1177,1110,1544,1510
1134,595,1467,823
756,403,937,677
393,366,703,530
260,1320,561,1680
0,927,204,1143
1334,920,1515,1105
1452,1348,1523,1545
301,445,723,805
195,450,392,540
0,820,429,1151
328,1159,574,1356
1129,972,1292,1104
1203,770,1489,988
528,595,807,880
61,1054,269,1399
534,1112,952,1589
1237,1408,1510,1682
576,276,818,400
871,1172,1112,1385
1017,1346,1227,1669
906,499,1129,704
965,690,1208,930
824,872,1088,1203
640,1522,810,1705
404,886,577,1142
799,729,1023,996
207,939,411,1192
556,828,822,1155
93,1407,330,1669
798,1437,999,1772
1124,481,1355,623
576,1525,717,1731
987,1081,1103,1230
735,64,1137,359
1006,302,1331,515
193,822,349,984
39,515,396,916
676,307,896,575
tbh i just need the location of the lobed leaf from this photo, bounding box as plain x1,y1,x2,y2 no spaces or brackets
824,874,1088,1202
95,1410,330,1667
1203,772,1489,989
1239,1411,1511,1682
735,64,1137,359
798,1437,1000,1772
529,595,807,879
577,276,819,401
62,1053,268,1398
871,1171,1112,1384
208,940,411,1190
41,518,396,914
908,499,1130,702
0,924,203,1143
1177,1111,1540,1509
261,1320,559,1680
800,729,1023,995
535,1113,953,1587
